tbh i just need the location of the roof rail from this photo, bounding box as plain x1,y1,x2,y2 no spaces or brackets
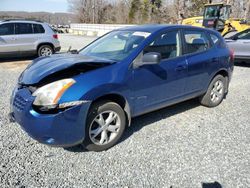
2,19,44,23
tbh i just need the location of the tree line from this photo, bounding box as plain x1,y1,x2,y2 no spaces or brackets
68,0,250,24
0,11,76,25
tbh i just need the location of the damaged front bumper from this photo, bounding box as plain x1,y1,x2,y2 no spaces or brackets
10,87,91,147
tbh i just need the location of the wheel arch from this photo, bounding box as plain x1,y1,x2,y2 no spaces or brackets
210,69,229,93
37,43,55,53
90,93,132,126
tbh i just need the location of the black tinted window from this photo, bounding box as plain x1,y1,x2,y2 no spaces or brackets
15,23,33,34
184,30,211,54
0,23,14,35
237,30,250,40
33,24,45,33
144,31,181,59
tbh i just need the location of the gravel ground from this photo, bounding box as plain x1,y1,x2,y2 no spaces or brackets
0,62,250,187
58,34,96,52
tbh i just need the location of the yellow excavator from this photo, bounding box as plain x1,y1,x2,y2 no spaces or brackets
182,3,250,36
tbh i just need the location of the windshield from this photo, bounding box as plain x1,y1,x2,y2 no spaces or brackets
79,30,151,62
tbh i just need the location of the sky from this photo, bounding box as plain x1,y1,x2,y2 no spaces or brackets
0,0,69,13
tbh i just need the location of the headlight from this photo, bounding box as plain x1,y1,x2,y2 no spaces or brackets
32,78,75,107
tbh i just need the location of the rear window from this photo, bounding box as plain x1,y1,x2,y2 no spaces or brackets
15,23,33,34
33,24,45,34
210,34,219,44
0,23,14,35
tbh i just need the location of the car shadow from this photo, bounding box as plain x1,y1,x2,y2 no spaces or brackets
0,56,35,63
64,144,88,152
119,98,200,144
202,181,222,188
64,98,200,153
234,61,250,68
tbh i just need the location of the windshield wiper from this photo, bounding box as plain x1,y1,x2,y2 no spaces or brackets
67,46,79,54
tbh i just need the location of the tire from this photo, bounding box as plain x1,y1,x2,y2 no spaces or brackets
38,45,54,57
199,75,226,107
83,101,126,152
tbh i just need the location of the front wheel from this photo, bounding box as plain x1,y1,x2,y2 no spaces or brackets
83,101,126,152
199,75,226,107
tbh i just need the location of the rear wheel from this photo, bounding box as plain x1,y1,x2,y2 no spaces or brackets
38,45,54,57
199,75,226,107
83,101,126,152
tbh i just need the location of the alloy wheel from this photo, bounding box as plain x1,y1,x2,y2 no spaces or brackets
210,80,224,103
89,111,121,145
40,47,52,56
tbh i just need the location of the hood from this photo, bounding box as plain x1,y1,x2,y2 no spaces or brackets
19,53,115,85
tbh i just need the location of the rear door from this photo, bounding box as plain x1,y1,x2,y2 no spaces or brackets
182,29,214,94
0,23,18,55
14,23,37,53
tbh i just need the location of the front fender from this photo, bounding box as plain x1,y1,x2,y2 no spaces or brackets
83,84,132,126
60,81,132,126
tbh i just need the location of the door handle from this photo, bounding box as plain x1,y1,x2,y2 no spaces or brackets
243,42,250,44
10,38,17,41
175,65,187,71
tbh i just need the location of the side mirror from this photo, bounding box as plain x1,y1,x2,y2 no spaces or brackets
142,52,161,65
67,46,78,54
133,52,161,68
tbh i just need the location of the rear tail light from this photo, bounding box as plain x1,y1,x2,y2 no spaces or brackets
53,34,58,39
230,49,235,61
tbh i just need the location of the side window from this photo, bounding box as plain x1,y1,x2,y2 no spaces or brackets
0,23,14,35
237,30,250,40
33,24,45,34
184,30,211,54
15,23,33,34
144,30,181,60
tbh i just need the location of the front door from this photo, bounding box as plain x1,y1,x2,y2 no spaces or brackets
0,23,18,56
130,30,188,116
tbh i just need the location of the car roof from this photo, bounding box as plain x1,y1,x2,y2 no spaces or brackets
118,24,215,34
0,19,45,24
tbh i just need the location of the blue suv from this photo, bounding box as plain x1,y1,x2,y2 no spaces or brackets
10,25,234,151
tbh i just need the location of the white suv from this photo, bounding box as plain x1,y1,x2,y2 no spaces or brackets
0,19,61,58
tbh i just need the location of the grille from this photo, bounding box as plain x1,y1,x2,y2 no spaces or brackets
13,94,27,111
